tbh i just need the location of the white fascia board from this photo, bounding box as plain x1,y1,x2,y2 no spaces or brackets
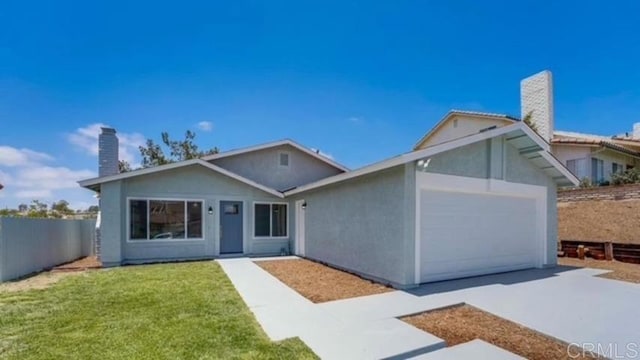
201,139,349,172
287,123,530,196
78,159,202,187
78,159,284,198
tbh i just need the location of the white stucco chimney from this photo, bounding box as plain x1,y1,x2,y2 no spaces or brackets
633,123,640,139
520,70,554,141
98,127,119,177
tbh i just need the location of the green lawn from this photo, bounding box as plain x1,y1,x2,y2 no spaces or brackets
0,261,317,360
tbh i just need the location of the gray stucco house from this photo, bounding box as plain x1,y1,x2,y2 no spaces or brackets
80,121,578,288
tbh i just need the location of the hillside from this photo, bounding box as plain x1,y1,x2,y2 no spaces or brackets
558,200,640,244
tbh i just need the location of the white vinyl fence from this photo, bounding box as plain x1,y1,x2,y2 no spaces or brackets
0,217,96,282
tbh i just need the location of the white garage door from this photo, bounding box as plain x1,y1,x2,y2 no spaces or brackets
419,187,542,283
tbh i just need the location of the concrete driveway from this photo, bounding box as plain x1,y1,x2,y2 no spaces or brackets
220,258,640,359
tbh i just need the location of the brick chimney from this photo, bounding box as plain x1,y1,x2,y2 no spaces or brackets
98,127,119,177
521,70,554,141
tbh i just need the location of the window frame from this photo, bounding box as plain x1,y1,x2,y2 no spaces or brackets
591,158,604,184
566,158,588,180
278,151,290,168
612,162,624,175
126,197,205,242
252,201,289,239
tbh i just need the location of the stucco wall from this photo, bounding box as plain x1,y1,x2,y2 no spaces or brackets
295,165,414,287
423,140,489,178
504,142,558,266
210,144,343,191
99,164,289,265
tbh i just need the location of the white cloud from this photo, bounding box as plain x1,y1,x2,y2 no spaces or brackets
13,166,95,191
15,189,53,199
348,116,363,124
0,146,53,167
197,121,213,132
67,123,145,164
0,142,97,207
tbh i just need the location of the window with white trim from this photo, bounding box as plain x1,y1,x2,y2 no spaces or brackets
254,203,288,237
279,152,290,167
591,158,604,184
566,158,588,180
612,162,624,175
129,199,203,240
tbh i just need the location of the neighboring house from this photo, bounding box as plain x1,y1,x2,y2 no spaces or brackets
79,122,577,288
414,70,640,185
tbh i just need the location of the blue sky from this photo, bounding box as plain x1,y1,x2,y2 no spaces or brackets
1,0,640,209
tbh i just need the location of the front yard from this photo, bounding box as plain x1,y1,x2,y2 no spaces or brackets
0,261,316,359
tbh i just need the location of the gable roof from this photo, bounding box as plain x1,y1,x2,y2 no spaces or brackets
201,139,349,172
78,159,284,198
286,122,578,196
552,137,640,158
413,110,520,150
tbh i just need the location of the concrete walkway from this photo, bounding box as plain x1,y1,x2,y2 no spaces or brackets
219,258,640,359
219,258,445,359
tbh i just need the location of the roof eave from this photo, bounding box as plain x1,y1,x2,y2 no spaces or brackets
78,159,284,198
201,139,350,173
413,110,519,150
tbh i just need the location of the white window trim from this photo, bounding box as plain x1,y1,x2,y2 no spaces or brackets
278,151,291,168
252,201,289,239
126,197,205,242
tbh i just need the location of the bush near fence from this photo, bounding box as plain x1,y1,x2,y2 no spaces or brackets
0,217,96,282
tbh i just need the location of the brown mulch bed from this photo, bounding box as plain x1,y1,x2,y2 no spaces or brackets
255,259,392,303
559,200,640,244
559,257,640,284
402,304,597,360
52,256,102,272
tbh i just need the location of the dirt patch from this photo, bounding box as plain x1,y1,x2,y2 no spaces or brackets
559,257,640,284
559,200,640,244
256,259,392,303
52,256,102,272
402,304,597,360
0,271,86,293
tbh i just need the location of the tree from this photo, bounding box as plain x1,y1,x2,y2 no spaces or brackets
522,111,539,133
27,200,48,218
0,208,19,217
52,200,74,216
138,130,218,168
119,160,132,173
87,205,100,213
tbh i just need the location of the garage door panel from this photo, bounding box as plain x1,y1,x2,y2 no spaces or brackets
420,189,539,283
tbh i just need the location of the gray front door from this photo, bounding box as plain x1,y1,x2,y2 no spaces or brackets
220,201,243,254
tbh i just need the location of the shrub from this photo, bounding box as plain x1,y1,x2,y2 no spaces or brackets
611,168,640,186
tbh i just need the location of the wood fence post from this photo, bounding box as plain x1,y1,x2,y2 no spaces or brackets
604,242,614,261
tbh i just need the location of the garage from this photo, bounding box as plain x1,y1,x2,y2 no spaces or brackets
417,172,547,283
288,123,578,288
